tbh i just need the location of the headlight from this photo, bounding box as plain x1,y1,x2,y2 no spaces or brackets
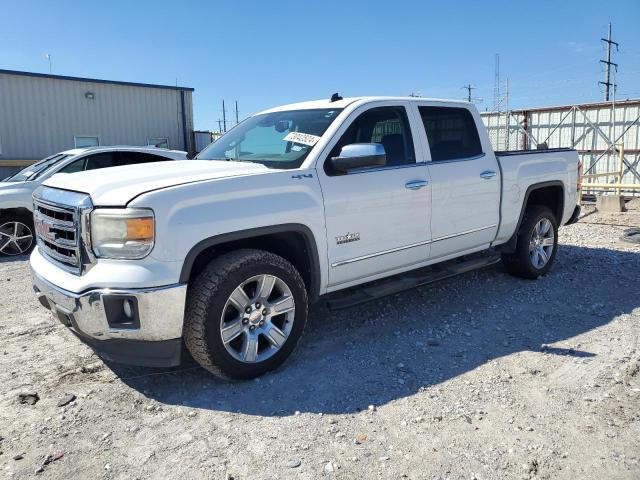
90,208,154,259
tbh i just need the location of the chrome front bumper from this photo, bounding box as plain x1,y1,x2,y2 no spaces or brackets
31,269,187,366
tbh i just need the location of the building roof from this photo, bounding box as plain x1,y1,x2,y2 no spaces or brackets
0,69,194,92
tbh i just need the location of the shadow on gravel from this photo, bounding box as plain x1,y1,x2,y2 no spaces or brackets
0,253,29,264
110,244,640,416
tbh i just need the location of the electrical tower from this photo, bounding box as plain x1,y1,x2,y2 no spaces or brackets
599,22,619,101
493,54,500,111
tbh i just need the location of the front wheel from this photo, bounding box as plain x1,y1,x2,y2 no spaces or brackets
0,216,35,256
184,249,308,379
502,205,559,279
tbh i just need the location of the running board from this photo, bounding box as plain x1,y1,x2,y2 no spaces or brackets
325,254,501,311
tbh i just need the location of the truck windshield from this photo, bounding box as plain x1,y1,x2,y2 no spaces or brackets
196,108,343,169
4,154,71,182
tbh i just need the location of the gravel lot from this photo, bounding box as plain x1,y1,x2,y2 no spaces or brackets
1,203,639,479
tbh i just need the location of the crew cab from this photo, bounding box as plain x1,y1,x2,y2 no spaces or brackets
0,146,187,256
29,97,581,379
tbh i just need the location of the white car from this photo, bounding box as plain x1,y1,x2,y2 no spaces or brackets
0,146,187,256
30,96,581,378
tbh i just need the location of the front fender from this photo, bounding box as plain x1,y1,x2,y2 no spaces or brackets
128,171,328,294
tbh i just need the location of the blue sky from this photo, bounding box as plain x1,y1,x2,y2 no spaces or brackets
1,0,639,131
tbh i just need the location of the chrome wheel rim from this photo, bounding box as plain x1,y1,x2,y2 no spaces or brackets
220,274,295,363
529,218,554,269
0,221,33,256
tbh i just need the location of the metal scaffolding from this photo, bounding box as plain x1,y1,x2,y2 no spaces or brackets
481,99,640,195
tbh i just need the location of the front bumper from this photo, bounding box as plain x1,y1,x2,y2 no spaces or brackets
31,268,187,367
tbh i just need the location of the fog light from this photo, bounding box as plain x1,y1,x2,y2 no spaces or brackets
103,295,140,330
123,298,134,319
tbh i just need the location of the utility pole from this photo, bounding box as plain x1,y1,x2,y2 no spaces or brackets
462,84,475,102
599,22,619,101
222,100,227,132
218,119,222,133
235,101,239,124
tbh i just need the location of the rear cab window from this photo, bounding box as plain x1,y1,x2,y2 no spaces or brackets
419,106,483,161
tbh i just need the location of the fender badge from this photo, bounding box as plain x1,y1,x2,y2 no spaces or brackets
336,232,360,245
291,173,313,179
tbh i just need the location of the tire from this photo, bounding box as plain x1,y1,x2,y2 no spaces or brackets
501,205,559,279
0,213,35,256
183,249,308,380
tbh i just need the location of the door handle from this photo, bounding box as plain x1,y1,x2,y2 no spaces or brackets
405,180,429,190
480,170,497,179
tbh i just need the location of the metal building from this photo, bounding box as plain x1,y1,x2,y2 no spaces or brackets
481,99,640,194
0,69,194,174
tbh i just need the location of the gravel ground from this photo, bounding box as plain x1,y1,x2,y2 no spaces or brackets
1,204,639,480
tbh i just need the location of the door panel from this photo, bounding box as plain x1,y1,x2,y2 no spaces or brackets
427,155,500,258
322,165,431,286
416,105,500,259
318,103,431,287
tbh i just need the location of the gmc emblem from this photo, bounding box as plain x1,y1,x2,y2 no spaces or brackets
35,218,53,240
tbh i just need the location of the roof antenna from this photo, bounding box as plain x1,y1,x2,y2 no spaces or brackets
330,92,343,102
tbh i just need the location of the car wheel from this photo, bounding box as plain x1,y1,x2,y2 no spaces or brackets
184,249,308,380
0,216,35,256
502,205,558,279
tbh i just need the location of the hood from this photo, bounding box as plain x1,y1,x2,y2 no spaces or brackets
42,160,270,206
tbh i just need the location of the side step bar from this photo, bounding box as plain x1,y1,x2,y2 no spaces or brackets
325,254,501,311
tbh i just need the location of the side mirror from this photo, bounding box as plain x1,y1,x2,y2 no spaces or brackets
330,143,386,173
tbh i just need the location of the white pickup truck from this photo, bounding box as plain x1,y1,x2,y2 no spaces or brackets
30,96,581,379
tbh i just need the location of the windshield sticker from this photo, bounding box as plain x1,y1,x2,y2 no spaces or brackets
291,145,303,152
283,132,321,147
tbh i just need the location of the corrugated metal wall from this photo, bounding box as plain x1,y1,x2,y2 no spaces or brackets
0,72,194,162
482,100,640,192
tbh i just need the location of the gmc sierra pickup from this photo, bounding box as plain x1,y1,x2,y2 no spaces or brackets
30,96,581,379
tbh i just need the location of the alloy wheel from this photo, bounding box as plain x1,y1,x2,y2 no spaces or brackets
220,274,296,363
0,221,34,256
529,218,554,269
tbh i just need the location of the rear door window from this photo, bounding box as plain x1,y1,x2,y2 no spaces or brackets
419,107,483,161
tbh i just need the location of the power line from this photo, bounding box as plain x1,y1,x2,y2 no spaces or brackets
599,22,619,101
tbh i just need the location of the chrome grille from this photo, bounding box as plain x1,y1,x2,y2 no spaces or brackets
34,200,81,272
32,187,94,275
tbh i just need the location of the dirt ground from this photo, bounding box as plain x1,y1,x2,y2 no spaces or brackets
1,203,639,480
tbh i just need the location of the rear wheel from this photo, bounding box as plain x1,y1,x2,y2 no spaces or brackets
0,215,35,256
502,205,558,279
184,249,308,379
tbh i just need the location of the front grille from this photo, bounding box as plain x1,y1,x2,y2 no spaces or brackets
34,200,81,273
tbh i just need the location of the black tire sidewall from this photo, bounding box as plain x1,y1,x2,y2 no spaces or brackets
516,206,559,278
202,259,307,379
